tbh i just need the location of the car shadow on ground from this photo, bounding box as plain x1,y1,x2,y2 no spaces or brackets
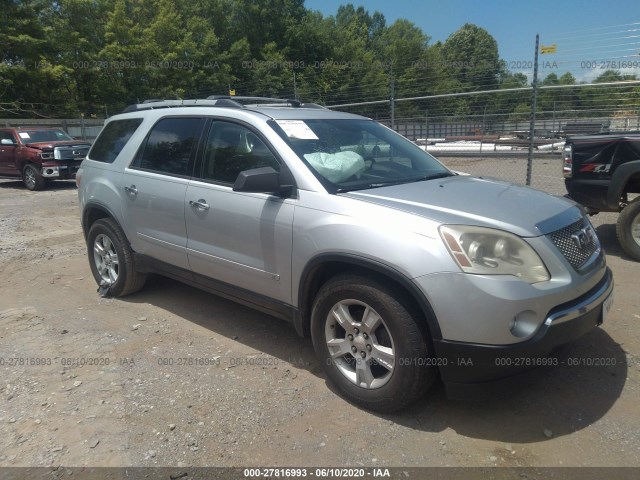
390,327,626,443
0,179,77,191
121,274,320,371
120,274,626,444
595,222,634,261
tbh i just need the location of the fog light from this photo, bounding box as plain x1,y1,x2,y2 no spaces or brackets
510,310,539,338
41,166,59,177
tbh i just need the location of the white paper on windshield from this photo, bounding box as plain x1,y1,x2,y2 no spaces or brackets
276,120,318,140
18,132,31,139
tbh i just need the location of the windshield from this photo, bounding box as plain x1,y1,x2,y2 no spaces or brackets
19,130,74,143
269,118,452,193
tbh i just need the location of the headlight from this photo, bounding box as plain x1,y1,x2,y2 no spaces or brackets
439,225,550,284
40,152,54,160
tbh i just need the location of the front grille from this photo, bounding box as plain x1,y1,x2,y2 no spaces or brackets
547,218,599,270
54,145,90,160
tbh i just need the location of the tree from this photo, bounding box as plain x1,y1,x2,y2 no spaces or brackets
2,0,632,122
0,0,66,116
441,23,500,91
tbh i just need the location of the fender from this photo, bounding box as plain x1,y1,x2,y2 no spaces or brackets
296,252,442,341
606,159,640,210
81,201,122,239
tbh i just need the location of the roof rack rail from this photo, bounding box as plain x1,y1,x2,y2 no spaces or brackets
122,98,244,113
207,95,327,109
122,96,327,113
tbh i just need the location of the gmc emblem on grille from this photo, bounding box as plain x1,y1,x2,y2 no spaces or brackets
571,226,595,250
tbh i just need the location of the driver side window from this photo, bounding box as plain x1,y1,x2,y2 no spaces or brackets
200,122,280,184
0,132,17,144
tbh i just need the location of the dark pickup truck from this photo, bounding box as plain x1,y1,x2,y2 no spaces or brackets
0,127,91,190
563,132,640,260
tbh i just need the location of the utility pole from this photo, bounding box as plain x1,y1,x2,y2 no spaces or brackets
293,72,298,100
526,34,540,186
481,105,487,155
389,61,395,130
425,110,429,144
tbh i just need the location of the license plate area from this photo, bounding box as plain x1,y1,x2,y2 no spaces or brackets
600,292,613,325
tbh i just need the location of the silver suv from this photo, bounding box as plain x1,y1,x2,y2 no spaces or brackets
78,97,613,412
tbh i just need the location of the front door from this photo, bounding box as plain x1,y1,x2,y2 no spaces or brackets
0,131,18,175
185,120,295,304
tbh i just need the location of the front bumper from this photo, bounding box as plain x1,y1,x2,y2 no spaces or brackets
41,162,82,179
432,267,613,385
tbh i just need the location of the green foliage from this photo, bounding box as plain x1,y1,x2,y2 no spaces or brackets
0,1,636,120
442,23,500,90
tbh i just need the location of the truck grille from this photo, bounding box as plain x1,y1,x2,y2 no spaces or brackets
54,145,90,161
547,218,599,270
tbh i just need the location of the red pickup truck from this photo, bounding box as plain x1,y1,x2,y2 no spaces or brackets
0,127,91,190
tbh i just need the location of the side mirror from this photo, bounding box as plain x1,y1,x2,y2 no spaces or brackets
1,138,16,146
233,167,291,195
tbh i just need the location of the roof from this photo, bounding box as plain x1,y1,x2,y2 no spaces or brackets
120,96,366,121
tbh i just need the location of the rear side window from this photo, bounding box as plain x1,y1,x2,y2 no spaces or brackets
131,117,203,177
89,118,143,163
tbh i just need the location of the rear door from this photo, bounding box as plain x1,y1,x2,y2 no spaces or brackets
121,117,205,271
184,120,295,304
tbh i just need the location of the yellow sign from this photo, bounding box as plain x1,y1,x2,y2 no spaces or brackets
229,89,236,96
540,44,557,54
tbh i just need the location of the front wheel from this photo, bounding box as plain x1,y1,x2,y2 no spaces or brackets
87,218,147,297
311,274,436,412
23,164,45,191
617,198,640,261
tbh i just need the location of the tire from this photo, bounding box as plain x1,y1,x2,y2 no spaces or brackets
616,198,640,261
311,273,437,412
23,164,45,191
87,218,147,297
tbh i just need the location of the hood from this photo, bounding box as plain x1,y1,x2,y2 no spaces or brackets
26,141,91,151
341,175,582,237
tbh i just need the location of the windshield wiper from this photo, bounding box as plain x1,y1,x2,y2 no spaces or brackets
411,171,454,181
336,172,454,193
336,182,399,193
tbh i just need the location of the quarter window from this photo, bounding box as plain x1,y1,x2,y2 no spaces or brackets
89,118,143,163
200,121,279,183
132,117,203,176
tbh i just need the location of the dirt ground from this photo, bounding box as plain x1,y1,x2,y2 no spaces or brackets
0,172,639,470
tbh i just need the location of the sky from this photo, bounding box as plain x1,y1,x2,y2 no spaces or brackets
305,0,640,81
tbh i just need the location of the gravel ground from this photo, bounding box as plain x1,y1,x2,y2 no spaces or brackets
0,172,639,471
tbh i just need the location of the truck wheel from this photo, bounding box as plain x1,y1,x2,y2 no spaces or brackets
616,198,640,261
311,273,436,412
87,218,147,297
23,164,45,191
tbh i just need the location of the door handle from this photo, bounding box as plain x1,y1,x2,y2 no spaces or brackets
189,199,210,211
124,185,138,195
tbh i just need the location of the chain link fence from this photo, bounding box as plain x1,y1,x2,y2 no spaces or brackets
4,82,639,196
330,81,640,196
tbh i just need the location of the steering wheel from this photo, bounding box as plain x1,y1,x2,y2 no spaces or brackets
364,157,376,171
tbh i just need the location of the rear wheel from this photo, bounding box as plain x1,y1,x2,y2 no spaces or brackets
617,198,640,261
87,218,146,297
311,273,436,412
23,164,45,191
